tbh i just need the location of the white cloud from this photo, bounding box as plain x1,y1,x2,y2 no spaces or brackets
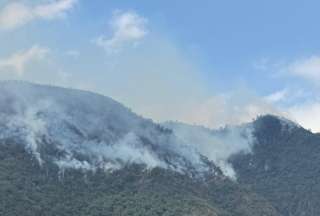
0,2,33,30
251,56,320,132
284,56,320,131
0,45,49,76
33,0,77,19
94,10,148,53
264,89,288,103
182,88,320,132
289,101,320,132
287,55,320,84
258,56,320,132
179,90,285,129
262,88,320,132
0,0,77,30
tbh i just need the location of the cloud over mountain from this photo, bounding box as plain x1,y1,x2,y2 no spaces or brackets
0,45,49,76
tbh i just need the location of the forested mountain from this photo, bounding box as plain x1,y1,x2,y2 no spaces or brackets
232,115,320,216
0,81,319,216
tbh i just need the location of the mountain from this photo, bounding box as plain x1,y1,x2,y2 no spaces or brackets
3,81,320,216
0,81,281,216
232,115,320,216
0,81,213,175
4,81,320,216
167,115,320,216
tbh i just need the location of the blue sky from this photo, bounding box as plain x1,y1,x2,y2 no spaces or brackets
1,0,320,131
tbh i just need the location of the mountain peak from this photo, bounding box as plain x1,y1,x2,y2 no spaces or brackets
253,114,301,133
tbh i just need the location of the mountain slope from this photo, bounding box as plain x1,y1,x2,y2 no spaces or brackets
166,115,320,216
0,81,211,175
231,115,320,216
0,81,281,216
0,139,280,216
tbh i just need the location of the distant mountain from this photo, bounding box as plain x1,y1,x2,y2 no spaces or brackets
0,81,281,216
1,81,318,216
167,115,320,216
232,115,320,216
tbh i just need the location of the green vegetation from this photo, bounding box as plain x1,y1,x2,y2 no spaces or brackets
233,115,320,216
4,115,320,216
0,141,279,216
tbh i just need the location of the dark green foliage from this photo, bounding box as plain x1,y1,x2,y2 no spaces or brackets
0,141,279,216
232,115,320,216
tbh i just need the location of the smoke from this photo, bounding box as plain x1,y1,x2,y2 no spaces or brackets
0,28,284,131
0,82,286,180
54,132,166,173
0,5,303,181
0,82,206,175
7,102,48,165
163,122,254,179
0,85,55,165
178,88,285,129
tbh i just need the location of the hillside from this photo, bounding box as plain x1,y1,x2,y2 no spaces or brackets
232,115,320,216
0,81,281,216
167,115,320,216
0,140,281,216
4,82,320,216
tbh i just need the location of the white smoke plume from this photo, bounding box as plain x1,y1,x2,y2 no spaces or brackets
163,122,254,179
0,81,256,179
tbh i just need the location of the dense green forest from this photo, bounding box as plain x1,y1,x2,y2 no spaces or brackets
0,140,279,216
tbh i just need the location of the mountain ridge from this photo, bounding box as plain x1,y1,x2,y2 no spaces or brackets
0,81,318,216
0,81,222,177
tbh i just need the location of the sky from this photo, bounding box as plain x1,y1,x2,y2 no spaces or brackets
0,0,320,131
